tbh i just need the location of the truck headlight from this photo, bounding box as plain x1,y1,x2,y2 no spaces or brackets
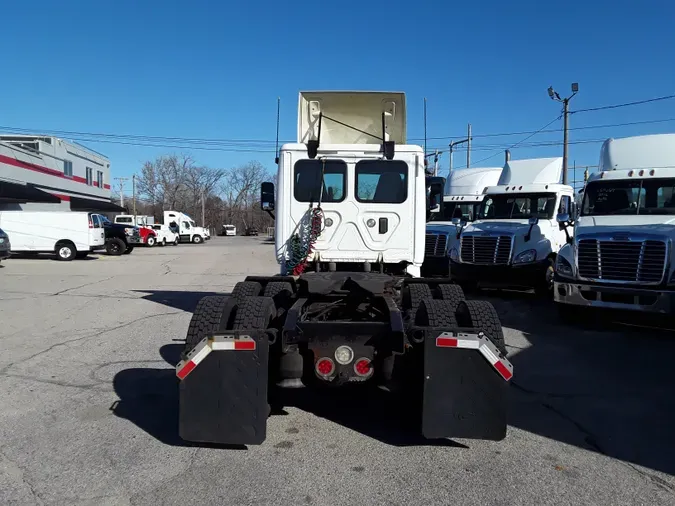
556,255,573,278
449,247,459,261
513,249,537,264
124,228,135,235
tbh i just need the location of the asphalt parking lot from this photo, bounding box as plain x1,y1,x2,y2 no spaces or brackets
1,236,674,506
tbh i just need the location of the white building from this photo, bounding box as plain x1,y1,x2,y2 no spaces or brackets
0,135,124,213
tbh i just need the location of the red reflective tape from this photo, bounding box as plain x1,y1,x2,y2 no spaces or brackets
234,340,256,350
494,361,512,381
176,360,196,380
436,336,458,348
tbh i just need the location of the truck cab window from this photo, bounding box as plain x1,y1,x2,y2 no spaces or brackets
183,221,190,229
294,160,346,203
355,160,408,203
582,178,675,215
479,193,557,220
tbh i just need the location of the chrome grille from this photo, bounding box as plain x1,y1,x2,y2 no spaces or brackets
425,233,448,257
460,235,512,265
577,238,667,284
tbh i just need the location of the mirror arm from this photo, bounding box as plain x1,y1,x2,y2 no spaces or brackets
524,223,535,242
265,210,275,221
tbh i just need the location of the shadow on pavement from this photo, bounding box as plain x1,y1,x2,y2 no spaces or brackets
133,290,230,313
486,290,675,478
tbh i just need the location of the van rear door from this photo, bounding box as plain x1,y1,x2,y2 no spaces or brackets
89,214,105,248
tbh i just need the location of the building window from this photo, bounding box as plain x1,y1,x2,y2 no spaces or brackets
97,171,103,188
64,160,73,177
86,167,93,186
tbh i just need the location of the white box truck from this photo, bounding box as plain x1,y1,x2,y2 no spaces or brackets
0,211,105,260
554,133,675,317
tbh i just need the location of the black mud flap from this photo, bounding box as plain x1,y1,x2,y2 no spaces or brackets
177,331,269,445
421,330,512,441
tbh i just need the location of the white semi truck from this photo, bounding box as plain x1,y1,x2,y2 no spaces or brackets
554,133,675,317
423,166,503,277
163,211,207,244
176,91,513,446
451,157,575,296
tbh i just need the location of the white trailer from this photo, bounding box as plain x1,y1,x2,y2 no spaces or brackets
0,210,105,260
163,211,207,244
451,157,575,296
423,166,503,277
555,133,675,317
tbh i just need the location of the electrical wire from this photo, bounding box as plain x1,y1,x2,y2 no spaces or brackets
572,94,675,114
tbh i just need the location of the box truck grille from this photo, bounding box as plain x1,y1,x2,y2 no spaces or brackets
577,238,667,284
425,233,448,257
460,235,512,265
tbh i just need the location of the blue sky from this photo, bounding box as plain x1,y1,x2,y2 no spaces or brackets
1,0,674,191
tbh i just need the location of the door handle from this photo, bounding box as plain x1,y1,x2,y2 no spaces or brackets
378,217,388,234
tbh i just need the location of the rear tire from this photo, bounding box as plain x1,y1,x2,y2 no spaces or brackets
403,283,433,317
435,283,465,312
232,296,276,330
231,281,262,303
55,241,77,261
184,295,232,355
105,238,127,256
415,299,458,327
455,300,507,356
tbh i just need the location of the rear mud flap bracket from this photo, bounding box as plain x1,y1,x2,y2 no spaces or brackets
421,330,512,441
177,331,269,445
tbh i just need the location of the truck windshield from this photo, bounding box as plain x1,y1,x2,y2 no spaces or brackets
582,178,675,216
478,193,557,220
428,202,479,222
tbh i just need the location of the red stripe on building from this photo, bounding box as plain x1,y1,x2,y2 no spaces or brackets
50,193,71,201
0,154,107,189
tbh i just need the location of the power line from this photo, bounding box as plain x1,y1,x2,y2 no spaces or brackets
454,115,562,169
572,93,675,114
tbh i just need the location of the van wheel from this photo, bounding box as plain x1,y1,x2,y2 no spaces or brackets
192,234,203,244
173,238,179,246
55,241,77,261
106,238,127,256
162,238,167,246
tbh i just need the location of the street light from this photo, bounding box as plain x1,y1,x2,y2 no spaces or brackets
548,83,579,185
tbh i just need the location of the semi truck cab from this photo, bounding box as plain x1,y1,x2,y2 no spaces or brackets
423,166,503,277
554,133,675,316
450,157,574,296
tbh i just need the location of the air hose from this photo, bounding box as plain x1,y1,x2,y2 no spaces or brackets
285,160,327,275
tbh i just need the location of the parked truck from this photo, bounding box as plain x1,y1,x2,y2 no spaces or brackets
114,215,157,247
176,91,513,447
450,157,574,296
423,166,503,277
164,211,207,244
554,133,675,318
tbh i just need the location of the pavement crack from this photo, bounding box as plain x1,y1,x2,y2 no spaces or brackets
52,276,115,296
0,311,182,374
0,448,44,505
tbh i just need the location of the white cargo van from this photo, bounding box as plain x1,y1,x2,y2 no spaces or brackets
0,211,105,260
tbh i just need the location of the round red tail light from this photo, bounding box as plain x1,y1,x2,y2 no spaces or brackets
354,358,373,378
315,358,335,377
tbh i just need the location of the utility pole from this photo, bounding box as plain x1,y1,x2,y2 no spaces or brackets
547,83,579,185
466,123,472,168
449,137,469,175
433,150,439,176
132,174,136,217
114,177,129,207
201,190,206,228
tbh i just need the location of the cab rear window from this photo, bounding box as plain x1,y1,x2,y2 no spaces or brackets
294,160,347,203
355,160,408,203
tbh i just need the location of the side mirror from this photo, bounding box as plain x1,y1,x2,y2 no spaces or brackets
261,182,275,211
451,217,461,225
528,216,539,226
556,212,570,224
426,176,445,211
